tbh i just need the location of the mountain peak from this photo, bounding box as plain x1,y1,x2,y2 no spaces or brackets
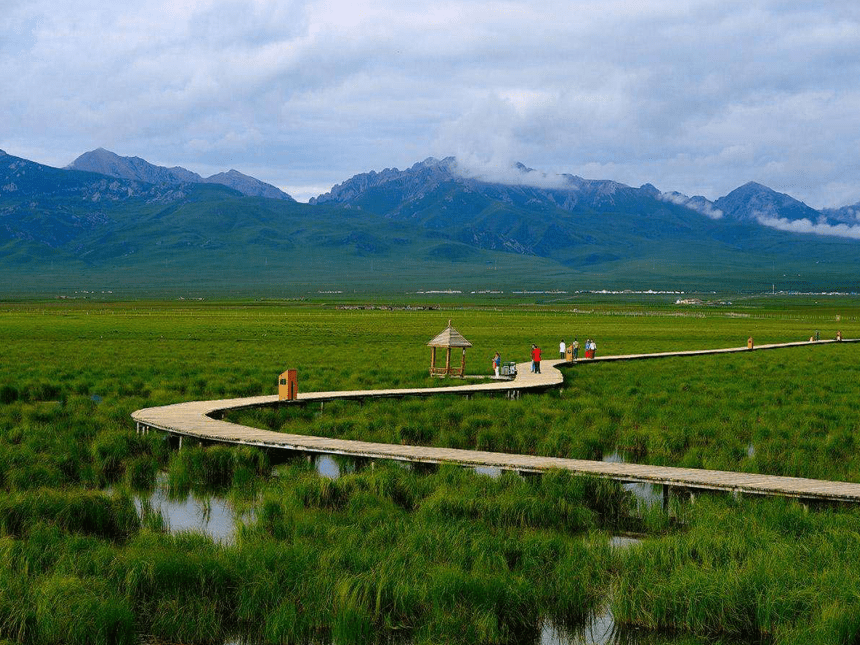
203,169,293,200
736,181,772,193
68,149,292,200
716,181,818,223
69,148,201,184
411,157,456,171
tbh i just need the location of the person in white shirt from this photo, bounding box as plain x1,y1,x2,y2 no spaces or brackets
559,339,566,359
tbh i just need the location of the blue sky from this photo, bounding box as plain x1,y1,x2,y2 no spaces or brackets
2,0,859,206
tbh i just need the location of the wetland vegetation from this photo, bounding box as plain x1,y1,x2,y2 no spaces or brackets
2,297,860,644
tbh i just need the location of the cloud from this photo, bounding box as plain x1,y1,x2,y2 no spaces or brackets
757,215,860,240
658,192,724,219
453,160,572,190
3,0,860,208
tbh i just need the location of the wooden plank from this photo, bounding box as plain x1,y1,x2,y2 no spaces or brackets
131,340,860,503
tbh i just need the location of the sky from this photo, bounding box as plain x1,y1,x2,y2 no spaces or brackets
2,0,860,206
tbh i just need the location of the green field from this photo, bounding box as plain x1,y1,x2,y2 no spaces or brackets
2,298,860,644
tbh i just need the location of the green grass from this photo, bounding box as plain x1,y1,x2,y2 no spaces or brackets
614,496,860,644
1,299,860,643
232,342,860,483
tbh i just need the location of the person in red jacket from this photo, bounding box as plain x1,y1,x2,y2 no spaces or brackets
531,344,541,374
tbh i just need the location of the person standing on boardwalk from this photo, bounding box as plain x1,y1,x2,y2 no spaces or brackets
572,338,579,360
591,339,597,358
530,344,536,372
492,352,501,377
532,344,542,373
559,339,566,359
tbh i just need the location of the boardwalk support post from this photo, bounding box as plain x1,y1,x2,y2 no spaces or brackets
662,484,670,511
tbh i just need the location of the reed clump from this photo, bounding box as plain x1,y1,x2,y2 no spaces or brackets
232,462,618,643
614,495,860,643
168,445,270,493
0,489,139,540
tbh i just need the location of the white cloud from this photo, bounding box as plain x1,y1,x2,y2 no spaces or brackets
757,215,860,240
658,192,724,219
2,0,860,207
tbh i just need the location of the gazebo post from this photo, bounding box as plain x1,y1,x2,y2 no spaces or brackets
430,346,437,375
445,347,451,373
460,347,466,377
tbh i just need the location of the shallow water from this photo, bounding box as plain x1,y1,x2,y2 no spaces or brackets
137,450,664,546
136,470,754,645
133,473,245,543
541,536,637,645
315,454,342,479
475,465,503,478
602,451,664,508
541,609,615,645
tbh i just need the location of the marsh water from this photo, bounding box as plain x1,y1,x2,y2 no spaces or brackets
131,472,247,543
133,456,757,645
602,451,664,508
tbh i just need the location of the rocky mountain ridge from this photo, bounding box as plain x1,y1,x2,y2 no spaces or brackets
312,157,860,238
68,148,293,200
2,148,859,294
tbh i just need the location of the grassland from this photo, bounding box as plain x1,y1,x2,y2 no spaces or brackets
1,298,860,644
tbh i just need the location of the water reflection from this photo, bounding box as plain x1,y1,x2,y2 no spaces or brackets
475,465,503,478
541,536,640,645
602,452,663,509
609,535,642,549
315,454,341,479
133,473,244,544
541,607,615,645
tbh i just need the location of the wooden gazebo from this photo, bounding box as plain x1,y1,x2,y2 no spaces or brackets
427,320,472,377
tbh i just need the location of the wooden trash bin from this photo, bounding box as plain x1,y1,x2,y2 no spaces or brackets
279,369,298,400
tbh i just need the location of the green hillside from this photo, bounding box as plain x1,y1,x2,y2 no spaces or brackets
2,150,859,296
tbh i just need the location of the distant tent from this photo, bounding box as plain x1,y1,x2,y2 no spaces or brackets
427,320,472,377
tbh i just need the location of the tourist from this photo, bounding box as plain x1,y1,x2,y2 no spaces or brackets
492,351,501,377
584,338,595,359
572,338,579,360
591,339,597,358
532,344,542,373
559,339,566,359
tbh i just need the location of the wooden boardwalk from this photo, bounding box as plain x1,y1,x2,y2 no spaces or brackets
132,339,860,503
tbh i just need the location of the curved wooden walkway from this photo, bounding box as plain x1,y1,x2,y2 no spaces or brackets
132,339,860,503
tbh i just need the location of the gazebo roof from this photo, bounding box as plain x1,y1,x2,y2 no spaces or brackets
427,320,472,348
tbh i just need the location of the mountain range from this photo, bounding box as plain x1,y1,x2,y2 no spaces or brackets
314,157,860,235
68,148,293,201
1,148,859,296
